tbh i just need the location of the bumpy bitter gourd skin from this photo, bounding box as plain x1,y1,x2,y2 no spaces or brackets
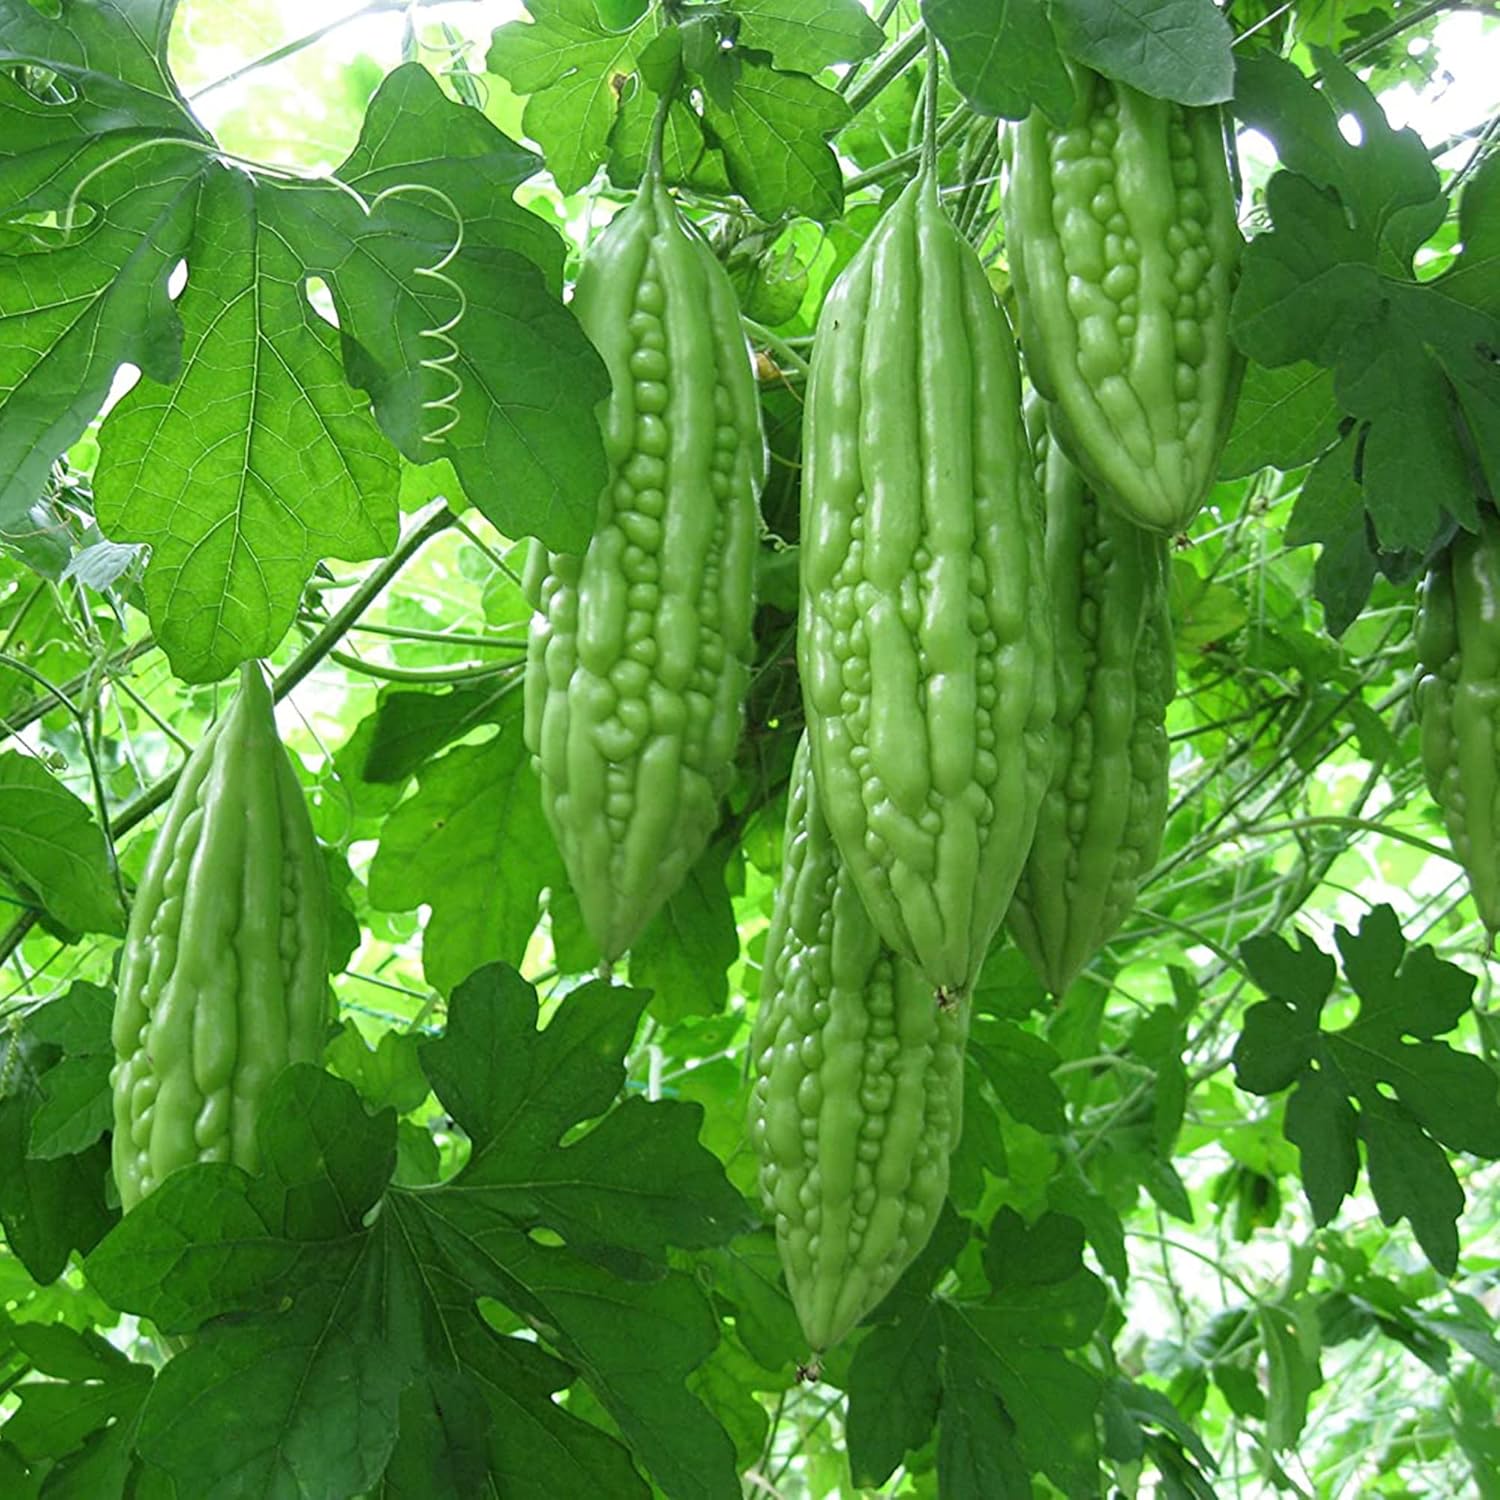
110,662,330,1210
750,738,969,1353
1004,66,1243,535
1415,512,1500,936
799,166,1053,999
1006,427,1176,995
525,167,763,963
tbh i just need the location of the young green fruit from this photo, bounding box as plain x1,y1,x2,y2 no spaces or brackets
525,165,764,963
111,662,330,1210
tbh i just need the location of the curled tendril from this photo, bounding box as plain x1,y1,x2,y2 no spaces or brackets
368,181,467,446
39,136,469,449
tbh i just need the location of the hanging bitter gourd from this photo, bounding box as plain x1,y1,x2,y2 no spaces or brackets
1415,511,1500,937
111,663,330,1211
1006,424,1176,995
1003,65,1242,535
750,737,969,1354
525,162,763,963
799,163,1053,999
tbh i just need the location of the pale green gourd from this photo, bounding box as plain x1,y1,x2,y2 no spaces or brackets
110,662,330,1210
750,737,969,1353
525,163,763,963
798,164,1053,999
1007,426,1175,994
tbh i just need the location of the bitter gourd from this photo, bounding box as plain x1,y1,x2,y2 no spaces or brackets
750,737,969,1353
1003,65,1242,535
799,163,1053,999
1415,511,1500,937
525,163,763,963
110,662,330,1210
1006,424,1175,995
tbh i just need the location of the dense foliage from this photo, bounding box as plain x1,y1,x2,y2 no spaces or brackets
0,0,1498,1496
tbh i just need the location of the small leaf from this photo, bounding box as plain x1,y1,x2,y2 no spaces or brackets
1050,0,1234,105
0,753,124,936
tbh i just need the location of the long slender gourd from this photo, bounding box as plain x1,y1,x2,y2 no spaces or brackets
798,164,1053,999
1004,65,1243,535
1415,511,1500,937
111,662,330,1210
1006,425,1176,994
525,163,763,963
750,737,969,1354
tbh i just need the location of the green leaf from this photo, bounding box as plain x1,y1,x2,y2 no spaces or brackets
360,679,517,785
1236,930,1344,1014
378,1372,491,1500
1219,361,1343,479
1049,0,1234,106
0,1022,115,1284
420,966,749,1254
1232,999,1318,1095
735,0,884,73
846,1303,943,1487
699,58,850,222
1141,1155,1195,1223
1441,152,1500,318
22,980,114,1058
368,696,559,996
922,0,1074,123
280,64,611,552
1284,432,1381,635
0,753,123,936
326,1022,432,1116
1108,1379,1219,1474
0,1443,32,1500
1228,52,1486,576
94,166,398,682
1283,1067,1358,1225
487,0,643,196
6,1349,148,1465
968,1019,1065,1133
934,1321,1033,1499
1451,1366,1500,1498
1233,906,1500,1272
1047,1171,1129,1288
88,979,745,1500
28,1055,113,1160
946,1303,1102,1493
608,88,731,194
0,0,208,528
629,840,739,1023
1360,1095,1464,1274
701,1233,804,1373
1,35,603,668
1257,1299,1322,1451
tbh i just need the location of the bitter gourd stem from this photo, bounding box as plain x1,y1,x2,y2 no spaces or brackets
841,22,924,114
920,30,939,179
844,106,972,195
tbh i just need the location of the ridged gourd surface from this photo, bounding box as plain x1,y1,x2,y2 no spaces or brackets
525,171,763,963
1415,511,1500,936
798,167,1053,999
1004,65,1242,535
1007,426,1175,995
750,737,969,1354
110,662,330,1211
